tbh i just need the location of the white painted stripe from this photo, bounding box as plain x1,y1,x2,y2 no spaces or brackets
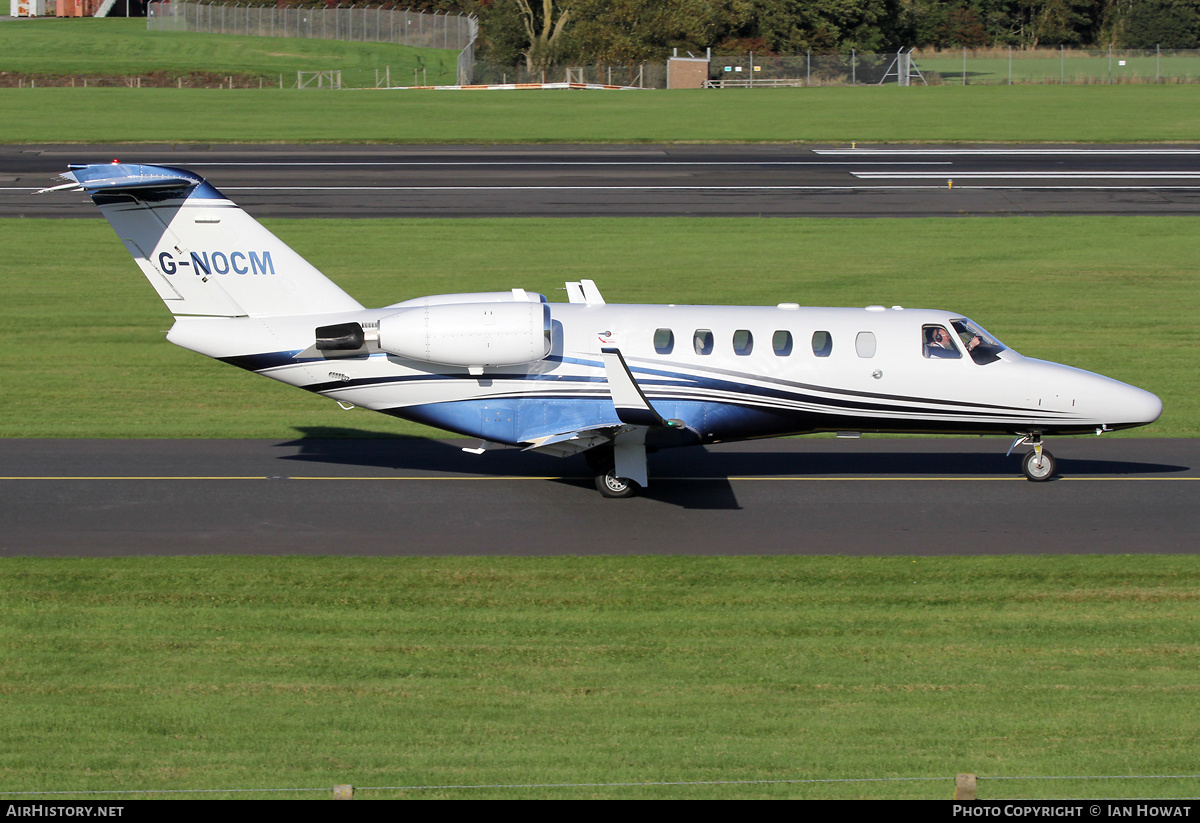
817,148,1200,155
223,185,933,191
855,171,1200,179
168,160,951,167
13,184,1200,194
214,184,1200,192
5,475,1193,482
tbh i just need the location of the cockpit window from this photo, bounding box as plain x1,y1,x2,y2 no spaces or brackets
923,325,961,359
951,318,1007,365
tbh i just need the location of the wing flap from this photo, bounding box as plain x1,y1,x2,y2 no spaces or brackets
521,424,622,458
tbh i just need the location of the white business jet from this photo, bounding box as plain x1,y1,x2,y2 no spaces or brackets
44,163,1162,497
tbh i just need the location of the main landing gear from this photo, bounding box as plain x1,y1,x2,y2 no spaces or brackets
1009,434,1057,482
585,445,640,499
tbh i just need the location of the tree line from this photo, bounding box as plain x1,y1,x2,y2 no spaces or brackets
279,1,1200,67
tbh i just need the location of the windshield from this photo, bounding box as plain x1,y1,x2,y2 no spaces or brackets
951,318,1007,365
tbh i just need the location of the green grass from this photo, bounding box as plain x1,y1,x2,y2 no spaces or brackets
1,215,1194,439
4,20,1200,143
4,84,1200,143
1,556,1198,799
0,17,458,86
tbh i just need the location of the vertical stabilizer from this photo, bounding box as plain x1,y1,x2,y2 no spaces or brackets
49,164,363,318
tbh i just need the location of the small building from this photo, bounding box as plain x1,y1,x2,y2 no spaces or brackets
667,52,711,89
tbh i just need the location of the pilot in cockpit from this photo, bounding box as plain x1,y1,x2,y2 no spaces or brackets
924,326,961,358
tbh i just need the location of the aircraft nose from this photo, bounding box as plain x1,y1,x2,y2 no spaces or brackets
1108,383,1163,427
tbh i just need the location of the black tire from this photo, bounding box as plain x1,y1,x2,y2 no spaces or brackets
1021,449,1057,482
595,469,639,498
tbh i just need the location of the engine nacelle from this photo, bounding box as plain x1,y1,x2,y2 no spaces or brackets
377,300,552,370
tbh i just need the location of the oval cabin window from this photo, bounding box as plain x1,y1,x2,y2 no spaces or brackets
654,328,674,354
856,332,877,358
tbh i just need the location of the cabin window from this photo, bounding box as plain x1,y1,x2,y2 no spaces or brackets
732,329,753,356
855,332,877,358
811,331,833,358
693,329,714,355
772,330,793,356
654,328,674,354
923,325,961,359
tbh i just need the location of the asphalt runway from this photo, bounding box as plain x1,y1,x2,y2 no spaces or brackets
1,437,1195,556
4,142,1196,557
6,143,1200,217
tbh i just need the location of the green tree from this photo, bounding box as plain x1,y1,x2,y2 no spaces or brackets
1016,0,1096,46
570,0,746,63
719,0,895,53
900,1,992,47
514,0,575,70
1120,0,1200,47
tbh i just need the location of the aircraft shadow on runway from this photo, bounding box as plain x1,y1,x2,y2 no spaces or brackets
275,429,1188,510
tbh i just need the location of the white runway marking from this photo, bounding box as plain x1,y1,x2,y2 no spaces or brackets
3,475,1194,482
854,171,1200,179
818,148,1200,155
163,160,952,167
212,184,1200,192
10,184,1200,194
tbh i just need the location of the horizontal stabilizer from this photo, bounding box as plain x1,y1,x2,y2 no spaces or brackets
46,164,203,194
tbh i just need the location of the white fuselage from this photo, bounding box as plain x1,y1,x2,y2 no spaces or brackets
166,301,1162,448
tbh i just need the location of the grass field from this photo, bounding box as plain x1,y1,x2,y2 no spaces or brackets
1,555,1198,800
5,84,1200,143
2,215,1194,439
0,17,458,87
5,19,1200,143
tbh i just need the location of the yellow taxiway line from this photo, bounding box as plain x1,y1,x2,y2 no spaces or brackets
1,476,1195,482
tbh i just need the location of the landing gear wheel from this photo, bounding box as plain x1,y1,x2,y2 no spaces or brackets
596,469,639,499
1022,448,1057,481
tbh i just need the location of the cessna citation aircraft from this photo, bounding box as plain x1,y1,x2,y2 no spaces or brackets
45,163,1162,497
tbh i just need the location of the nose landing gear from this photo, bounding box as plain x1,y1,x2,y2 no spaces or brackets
1021,446,1057,481
1009,434,1057,482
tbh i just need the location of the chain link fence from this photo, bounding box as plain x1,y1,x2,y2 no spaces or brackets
710,53,894,86
470,61,667,88
915,47,1200,85
709,48,1200,86
146,2,478,84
